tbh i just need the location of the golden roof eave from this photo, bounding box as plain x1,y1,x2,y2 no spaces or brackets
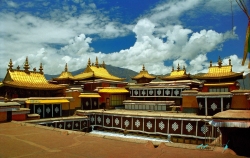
192,72,243,80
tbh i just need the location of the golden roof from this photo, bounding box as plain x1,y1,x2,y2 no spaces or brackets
78,93,101,98
98,88,129,93
193,57,243,80
159,64,190,81
3,58,65,90
26,99,69,104
131,65,156,80
74,58,125,81
53,63,75,80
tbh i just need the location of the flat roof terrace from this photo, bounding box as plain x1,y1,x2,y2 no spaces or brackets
0,121,243,158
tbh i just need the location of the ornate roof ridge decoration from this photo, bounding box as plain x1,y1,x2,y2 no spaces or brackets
159,63,190,81
3,57,64,90
53,63,75,80
74,57,125,81
131,65,156,80
192,56,243,80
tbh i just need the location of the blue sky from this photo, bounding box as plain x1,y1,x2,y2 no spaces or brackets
0,0,249,78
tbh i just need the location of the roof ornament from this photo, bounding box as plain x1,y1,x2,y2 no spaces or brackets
177,63,180,71
183,66,186,75
229,58,231,65
88,58,91,67
23,57,30,72
17,65,20,70
172,66,174,72
95,57,99,67
39,63,43,74
65,63,68,72
8,59,13,71
102,61,106,69
210,61,212,67
33,67,36,72
142,64,145,71
218,56,222,67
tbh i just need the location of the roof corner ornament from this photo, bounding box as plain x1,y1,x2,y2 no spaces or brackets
210,61,212,67
177,63,180,71
218,56,222,67
23,57,30,72
65,63,68,72
88,58,91,67
102,61,106,69
229,58,231,65
33,67,36,72
17,65,20,70
183,66,186,74
95,57,99,68
39,63,43,74
172,66,174,72
8,59,13,71
142,64,145,71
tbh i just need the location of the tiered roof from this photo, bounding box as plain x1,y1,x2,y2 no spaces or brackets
53,63,74,81
3,57,65,90
159,64,190,81
192,57,243,80
131,65,156,80
74,57,125,81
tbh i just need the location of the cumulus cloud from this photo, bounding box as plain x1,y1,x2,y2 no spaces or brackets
0,0,248,79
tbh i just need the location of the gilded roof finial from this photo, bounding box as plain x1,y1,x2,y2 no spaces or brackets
142,64,145,71
229,58,231,65
88,58,91,66
210,61,212,67
95,57,99,67
65,63,68,72
8,59,13,71
33,67,36,72
183,65,186,71
17,65,20,70
172,66,174,72
39,63,43,74
23,57,30,72
218,56,222,67
102,61,106,69
177,63,180,71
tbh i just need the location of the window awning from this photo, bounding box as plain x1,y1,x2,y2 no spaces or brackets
98,88,129,93
78,93,101,98
25,99,69,104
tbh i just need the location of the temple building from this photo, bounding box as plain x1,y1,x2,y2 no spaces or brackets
131,65,156,83
125,65,201,111
0,57,66,98
52,63,75,85
185,57,245,116
159,64,191,81
52,57,129,110
0,57,71,119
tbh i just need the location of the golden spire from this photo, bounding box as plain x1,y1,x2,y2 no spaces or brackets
218,56,222,67
183,65,186,71
33,67,36,72
17,65,20,70
65,63,68,72
210,61,212,67
102,61,106,69
39,63,43,74
95,57,99,67
172,66,174,72
229,58,231,65
23,57,30,72
177,63,180,71
88,58,91,66
8,59,13,70
142,64,145,71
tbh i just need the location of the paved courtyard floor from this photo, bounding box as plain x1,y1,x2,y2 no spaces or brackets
0,121,245,158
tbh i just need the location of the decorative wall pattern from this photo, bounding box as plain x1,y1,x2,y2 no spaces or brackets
88,113,219,139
